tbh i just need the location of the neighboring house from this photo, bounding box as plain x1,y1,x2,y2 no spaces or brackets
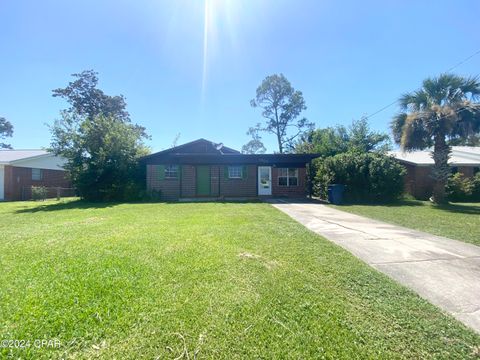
390,146,480,199
142,139,319,200
0,150,70,201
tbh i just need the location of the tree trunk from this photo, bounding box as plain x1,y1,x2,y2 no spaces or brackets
430,133,450,204
277,133,283,154
274,107,283,153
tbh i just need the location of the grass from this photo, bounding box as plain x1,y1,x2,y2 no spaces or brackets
0,199,479,359
332,200,480,246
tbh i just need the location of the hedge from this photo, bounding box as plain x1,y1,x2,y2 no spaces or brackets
315,152,406,203
446,172,480,202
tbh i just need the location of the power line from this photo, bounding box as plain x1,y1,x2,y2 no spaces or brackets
362,48,480,121
445,49,480,73
400,104,479,130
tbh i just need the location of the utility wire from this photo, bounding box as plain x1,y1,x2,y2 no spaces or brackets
362,48,480,121
445,49,480,73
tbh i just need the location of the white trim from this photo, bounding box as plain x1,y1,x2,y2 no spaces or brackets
278,168,298,187
258,166,272,196
0,165,4,200
9,154,67,171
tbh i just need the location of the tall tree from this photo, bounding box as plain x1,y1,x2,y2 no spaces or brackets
295,118,391,197
348,117,391,153
250,74,313,153
52,70,130,121
0,117,14,149
295,125,349,157
241,126,266,154
295,118,390,156
50,71,150,201
391,74,480,203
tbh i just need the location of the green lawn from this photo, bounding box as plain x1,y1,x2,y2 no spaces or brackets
1,200,479,359
332,200,480,246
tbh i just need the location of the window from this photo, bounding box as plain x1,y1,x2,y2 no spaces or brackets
288,168,298,186
474,167,480,175
278,168,298,186
32,168,43,181
451,167,459,174
228,166,243,179
278,168,288,186
164,165,179,179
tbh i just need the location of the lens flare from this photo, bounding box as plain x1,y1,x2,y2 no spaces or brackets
202,0,211,100
201,0,240,101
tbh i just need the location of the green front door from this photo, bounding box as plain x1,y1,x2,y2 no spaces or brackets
196,166,210,196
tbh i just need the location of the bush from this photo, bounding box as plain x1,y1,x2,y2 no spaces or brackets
31,186,48,201
473,173,480,201
146,189,162,202
51,113,149,202
447,172,480,202
315,152,406,203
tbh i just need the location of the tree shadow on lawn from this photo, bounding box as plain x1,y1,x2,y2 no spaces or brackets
336,199,425,208
165,199,262,205
435,202,480,215
14,199,122,213
336,199,480,215
14,198,263,213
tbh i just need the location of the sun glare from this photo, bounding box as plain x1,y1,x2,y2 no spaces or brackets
201,0,239,100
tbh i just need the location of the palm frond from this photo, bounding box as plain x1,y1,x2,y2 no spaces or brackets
390,113,407,144
399,90,429,111
459,75,480,99
451,102,480,138
400,112,432,150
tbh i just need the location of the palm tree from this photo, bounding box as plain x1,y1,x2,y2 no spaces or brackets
391,74,480,203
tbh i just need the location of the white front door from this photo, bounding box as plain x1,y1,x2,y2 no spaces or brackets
258,166,272,196
0,165,4,200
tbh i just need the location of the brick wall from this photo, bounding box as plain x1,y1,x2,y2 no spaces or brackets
403,164,478,200
219,165,257,197
146,164,309,200
146,164,180,200
210,165,220,197
402,164,416,196
181,165,196,197
271,167,307,198
4,165,70,201
458,166,475,177
412,166,433,200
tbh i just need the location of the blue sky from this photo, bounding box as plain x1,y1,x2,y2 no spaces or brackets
1,0,479,152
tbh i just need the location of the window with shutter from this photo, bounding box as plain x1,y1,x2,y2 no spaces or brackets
32,168,43,181
228,166,243,179
278,168,298,186
165,165,179,179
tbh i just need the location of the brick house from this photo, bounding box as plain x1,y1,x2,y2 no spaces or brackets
0,150,71,201
390,146,480,199
142,139,319,200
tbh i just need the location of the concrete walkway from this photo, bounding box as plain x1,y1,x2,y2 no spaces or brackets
267,199,480,333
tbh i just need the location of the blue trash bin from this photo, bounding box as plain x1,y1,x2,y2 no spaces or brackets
327,184,345,205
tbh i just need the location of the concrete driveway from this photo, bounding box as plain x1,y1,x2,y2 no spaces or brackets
268,199,480,334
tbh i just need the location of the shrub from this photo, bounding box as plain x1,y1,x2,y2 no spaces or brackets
50,113,149,202
447,172,480,202
315,152,406,203
472,173,480,201
31,186,48,201
146,189,162,202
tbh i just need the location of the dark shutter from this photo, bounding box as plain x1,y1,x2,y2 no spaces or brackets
224,166,229,179
242,165,247,179
157,165,165,180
